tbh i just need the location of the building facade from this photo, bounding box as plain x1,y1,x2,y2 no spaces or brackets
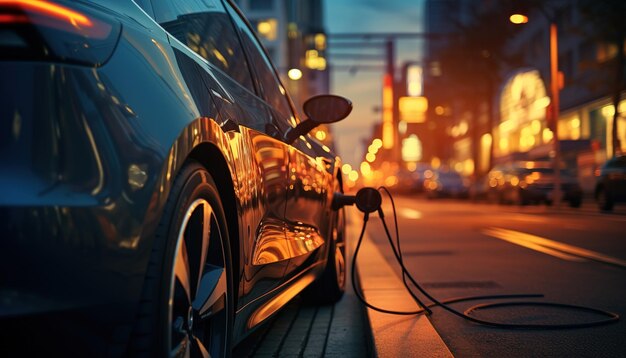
235,0,332,145
502,1,626,192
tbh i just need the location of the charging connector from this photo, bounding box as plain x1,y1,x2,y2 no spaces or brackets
332,187,382,213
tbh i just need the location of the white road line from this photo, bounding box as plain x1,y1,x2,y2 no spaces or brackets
483,228,586,262
399,207,423,220
483,227,626,268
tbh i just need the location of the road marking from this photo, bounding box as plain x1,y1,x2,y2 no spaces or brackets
399,207,423,219
483,227,626,269
483,228,586,262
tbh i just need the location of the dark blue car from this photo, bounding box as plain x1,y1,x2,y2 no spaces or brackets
0,1,351,356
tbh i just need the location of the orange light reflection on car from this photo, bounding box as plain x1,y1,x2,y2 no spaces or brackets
0,0,93,27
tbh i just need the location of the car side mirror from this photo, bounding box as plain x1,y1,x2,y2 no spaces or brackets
284,95,352,144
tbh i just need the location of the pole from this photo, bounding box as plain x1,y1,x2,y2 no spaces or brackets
549,22,562,208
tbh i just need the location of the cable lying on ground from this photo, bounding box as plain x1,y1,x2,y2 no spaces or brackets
344,187,619,329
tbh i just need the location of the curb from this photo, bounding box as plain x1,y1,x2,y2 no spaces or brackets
348,209,453,358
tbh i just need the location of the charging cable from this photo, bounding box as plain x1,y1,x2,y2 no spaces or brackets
335,187,620,329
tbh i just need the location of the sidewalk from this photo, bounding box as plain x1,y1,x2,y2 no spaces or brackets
348,209,453,358
234,208,453,357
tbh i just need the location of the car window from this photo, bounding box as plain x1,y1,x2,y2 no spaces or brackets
151,0,255,92
224,1,296,132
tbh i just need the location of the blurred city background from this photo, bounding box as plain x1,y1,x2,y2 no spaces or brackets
236,0,625,205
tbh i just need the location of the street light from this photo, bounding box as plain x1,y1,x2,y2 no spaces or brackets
510,8,562,208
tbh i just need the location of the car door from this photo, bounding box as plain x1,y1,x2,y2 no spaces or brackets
150,0,291,308
225,3,331,282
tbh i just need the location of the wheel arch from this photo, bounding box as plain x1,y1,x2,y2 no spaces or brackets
187,142,241,309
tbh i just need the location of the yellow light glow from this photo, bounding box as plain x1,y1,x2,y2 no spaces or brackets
305,49,326,70
314,33,326,50
315,130,327,141
372,138,383,148
510,14,529,24
382,122,394,149
510,176,520,186
256,19,277,40
481,133,492,147
341,163,352,175
382,74,394,149
431,157,441,170
543,128,554,142
464,159,475,176
458,120,468,136
399,96,428,123
288,68,303,80
366,152,376,163
602,105,615,118
257,21,271,35
571,118,581,129
402,135,422,162
535,96,551,108
385,175,398,187
406,65,423,96
407,162,417,172
348,170,359,182
531,120,541,135
360,161,371,176
499,138,509,151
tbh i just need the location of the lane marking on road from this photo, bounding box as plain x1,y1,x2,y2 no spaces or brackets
483,227,626,269
483,227,586,262
399,207,423,220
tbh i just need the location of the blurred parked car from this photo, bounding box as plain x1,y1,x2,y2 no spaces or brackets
0,1,350,356
486,162,583,207
423,170,470,199
595,155,626,211
391,168,423,193
469,175,490,202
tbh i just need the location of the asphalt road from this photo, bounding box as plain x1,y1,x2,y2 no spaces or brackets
362,195,626,357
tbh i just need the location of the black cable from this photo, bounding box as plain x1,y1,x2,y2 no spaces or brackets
350,187,620,329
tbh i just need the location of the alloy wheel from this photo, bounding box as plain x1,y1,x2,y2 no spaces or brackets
169,198,228,358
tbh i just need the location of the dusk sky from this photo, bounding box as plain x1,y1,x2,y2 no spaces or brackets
324,0,425,167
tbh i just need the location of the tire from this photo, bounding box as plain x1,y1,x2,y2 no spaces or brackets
597,187,614,212
131,162,233,358
301,206,346,304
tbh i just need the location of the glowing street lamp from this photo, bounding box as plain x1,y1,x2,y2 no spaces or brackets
510,9,563,208
288,68,303,81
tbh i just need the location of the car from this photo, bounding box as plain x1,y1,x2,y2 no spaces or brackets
388,167,422,194
423,169,470,199
469,175,490,202
486,162,583,207
595,155,626,211
0,1,350,356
